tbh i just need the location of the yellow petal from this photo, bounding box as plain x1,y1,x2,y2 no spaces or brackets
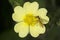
37,8,49,24
30,23,41,37
40,16,49,24
24,2,39,10
14,6,25,14
38,8,47,16
12,13,24,22
23,2,39,15
23,2,31,9
23,2,31,14
39,25,46,34
30,2,39,11
30,2,39,16
14,22,29,38
12,6,26,22
30,23,46,37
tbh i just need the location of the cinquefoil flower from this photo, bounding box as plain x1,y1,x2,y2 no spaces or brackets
12,2,49,38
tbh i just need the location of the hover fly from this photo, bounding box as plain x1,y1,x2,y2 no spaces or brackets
35,16,44,27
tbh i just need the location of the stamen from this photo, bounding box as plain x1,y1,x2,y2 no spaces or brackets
24,14,38,26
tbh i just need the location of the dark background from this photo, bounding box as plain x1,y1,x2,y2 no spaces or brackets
0,0,60,40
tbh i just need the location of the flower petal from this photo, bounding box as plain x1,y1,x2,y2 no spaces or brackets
24,2,39,10
14,6,24,14
23,2,39,15
14,22,29,38
12,13,24,22
39,25,46,34
30,2,39,16
12,6,26,22
40,16,49,24
37,8,49,24
38,8,48,16
30,23,46,37
30,23,41,37
30,2,39,11
23,2,31,9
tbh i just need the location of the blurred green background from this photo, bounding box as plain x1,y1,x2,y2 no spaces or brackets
0,0,60,40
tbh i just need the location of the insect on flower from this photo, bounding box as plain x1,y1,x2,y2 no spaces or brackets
12,2,49,38
35,16,44,27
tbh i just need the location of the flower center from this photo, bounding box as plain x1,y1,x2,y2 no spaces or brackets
24,14,38,26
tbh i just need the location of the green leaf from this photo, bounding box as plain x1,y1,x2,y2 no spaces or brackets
9,0,24,8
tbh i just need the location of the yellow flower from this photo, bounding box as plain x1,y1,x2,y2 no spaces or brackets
12,2,49,38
